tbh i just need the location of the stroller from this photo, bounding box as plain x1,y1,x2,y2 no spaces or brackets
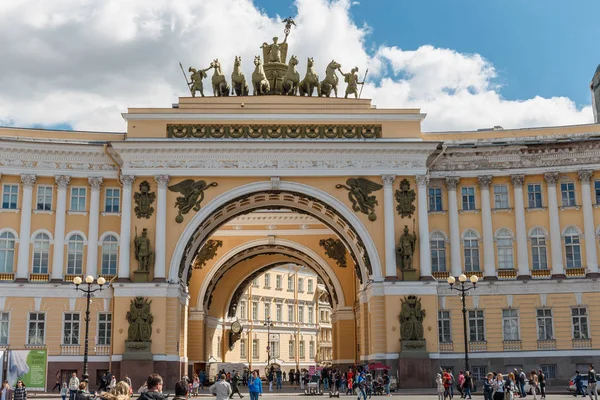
372,378,385,396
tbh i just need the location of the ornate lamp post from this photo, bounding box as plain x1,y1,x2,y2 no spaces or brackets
73,275,106,382
447,273,478,373
264,316,274,367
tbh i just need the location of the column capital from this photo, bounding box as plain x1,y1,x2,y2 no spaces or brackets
543,172,559,185
21,174,37,188
578,170,593,183
445,176,460,190
120,175,135,187
477,175,492,189
381,175,396,187
510,174,525,188
55,175,71,189
155,175,171,189
88,177,103,191
415,175,429,188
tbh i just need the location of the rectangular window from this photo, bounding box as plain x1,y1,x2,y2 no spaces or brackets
2,184,19,210
541,365,557,380
70,187,87,212
252,278,259,288
252,302,258,320
239,301,247,319
289,340,295,358
299,341,305,359
468,310,485,342
298,278,304,292
104,188,120,213
28,312,45,345
493,185,509,209
595,181,600,204
288,305,294,322
97,313,111,345
565,233,582,269
0,312,9,345
276,275,282,289
36,185,53,211
308,306,314,324
240,339,247,358
287,276,293,291
536,309,553,340
276,304,282,322
264,303,271,321
464,237,480,272
572,307,589,339
531,236,548,270
32,237,50,274
438,311,451,343
502,309,519,341
307,279,313,293
431,236,446,272
252,339,259,359
264,273,271,288
461,187,476,210
428,188,443,211
561,182,576,207
298,305,304,323
269,335,280,358
309,341,315,358
63,313,80,345
471,366,487,382
527,184,543,208
497,237,514,270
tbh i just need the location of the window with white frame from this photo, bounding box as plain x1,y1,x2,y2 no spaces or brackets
309,341,315,358
289,340,295,358
493,185,509,209
536,309,553,340
308,306,314,324
561,182,576,207
66,234,85,275
2,184,18,209
0,312,9,345
101,235,118,275
496,229,514,270
276,274,282,289
299,340,305,358
252,339,259,359
461,187,476,210
468,310,485,342
307,279,313,293
463,231,480,272
252,302,258,320
298,278,304,292
527,184,543,208
63,313,80,345
530,228,548,270
276,304,282,322
70,187,87,212
298,305,304,323
269,334,280,358
429,188,443,211
104,188,120,213
0,231,16,273
240,338,247,358
595,181,600,204
572,307,589,339
239,301,247,319
32,233,51,274
502,309,519,341
438,310,451,343
36,185,52,211
264,303,271,321
252,278,259,287
97,313,111,345
564,227,582,268
287,275,293,290
430,232,447,272
28,312,45,345
288,305,294,322
264,273,271,288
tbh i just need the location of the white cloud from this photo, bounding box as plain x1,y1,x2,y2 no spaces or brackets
0,0,593,132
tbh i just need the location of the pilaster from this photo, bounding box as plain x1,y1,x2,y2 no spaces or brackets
16,174,36,280
51,175,70,281
445,177,461,277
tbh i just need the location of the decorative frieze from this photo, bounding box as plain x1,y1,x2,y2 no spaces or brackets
167,124,382,139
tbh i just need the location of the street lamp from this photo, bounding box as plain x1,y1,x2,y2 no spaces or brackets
264,316,274,367
447,273,478,373
73,275,106,382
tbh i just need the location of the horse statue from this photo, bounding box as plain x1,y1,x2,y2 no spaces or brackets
299,57,320,97
231,56,249,96
210,59,230,97
319,60,341,98
252,55,270,95
282,55,300,96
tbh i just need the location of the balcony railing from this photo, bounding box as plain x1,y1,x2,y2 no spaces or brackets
503,340,522,351
469,341,487,352
95,345,111,355
566,268,586,278
573,338,592,349
0,273,14,281
498,269,517,280
29,273,49,282
439,342,454,353
531,269,551,279
467,271,484,279
61,344,81,355
537,339,556,350
432,271,450,280
65,274,83,282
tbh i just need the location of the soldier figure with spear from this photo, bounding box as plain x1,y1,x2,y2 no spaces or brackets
180,62,211,97
338,66,368,99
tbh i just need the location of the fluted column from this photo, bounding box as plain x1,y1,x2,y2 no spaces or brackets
511,175,530,278
16,174,36,280
51,175,70,281
118,175,135,280
544,172,565,278
416,175,432,279
578,170,599,276
86,177,102,277
478,176,496,279
446,177,462,277
154,175,170,281
382,175,397,278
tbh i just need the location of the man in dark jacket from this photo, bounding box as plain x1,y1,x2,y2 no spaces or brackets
230,371,243,399
139,374,167,400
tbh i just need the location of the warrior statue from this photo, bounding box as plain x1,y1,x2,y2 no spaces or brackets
339,67,364,99
396,225,417,271
399,295,426,341
591,63,600,123
134,227,154,272
188,66,211,97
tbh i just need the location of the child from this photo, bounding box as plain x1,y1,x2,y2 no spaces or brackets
61,383,68,400
436,374,444,400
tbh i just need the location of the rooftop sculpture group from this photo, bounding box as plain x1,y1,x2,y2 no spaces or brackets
180,18,366,99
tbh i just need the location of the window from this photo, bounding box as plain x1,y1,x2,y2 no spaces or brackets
252,278,259,288
438,311,451,343
264,303,271,321
70,187,87,212
461,187,476,210
288,305,294,322
101,235,118,275
493,185,509,209
463,231,480,272
430,232,447,272
308,307,314,324
240,339,247,358
63,313,80,345
0,312,9,345
540,365,557,380
471,366,487,382
104,188,120,213
28,312,45,345
276,275,282,289
276,304,282,322
252,302,258,320
289,340,295,358
299,341,305,359
530,229,548,270
269,335,279,358
2,184,18,209
298,306,304,323
309,341,315,358
468,310,485,342
287,275,293,291
264,273,271,288
572,308,589,339
298,278,304,292
564,227,582,269
252,339,259,359
97,313,111,345
429,188,443,211
527,184,543,208
595,181,600,204
502,309,519,341
36,185,52,211
239,301,247,319
496,229,514,270
307,279,313,293
561,182,576,207
536,309,553,340
66,234,85,275
0,231,16,273
32,233,51,274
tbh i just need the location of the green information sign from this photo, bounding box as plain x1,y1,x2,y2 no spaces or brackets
7,350,48,391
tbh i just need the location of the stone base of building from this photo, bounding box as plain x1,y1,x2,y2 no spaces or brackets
398,352,438,388
123,341,153,360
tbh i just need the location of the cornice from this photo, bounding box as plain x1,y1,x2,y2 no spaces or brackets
121,112,427,122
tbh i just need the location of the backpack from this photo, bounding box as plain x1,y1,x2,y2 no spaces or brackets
590,370,597,383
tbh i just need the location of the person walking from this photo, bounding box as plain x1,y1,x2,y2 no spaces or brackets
210,374,232,400
519,369,527,398
382,371,390,397
230,371,243,399
60,383,68,400
268,370,274,392
355,372,367,400
457,371,465,399
506,373,516,400
443,370,452,400
483,373,493,400
68,373,79,400
574,370,585,397
108,376,116,392
282,372,286,384
529,371,539,400
537,369,546,399
52,372,62,392
276,370,282,390
588,365,598,400
462,372,472,400
1,380,12,400
248,371,262,400
13,381,26,400
436,374,445,400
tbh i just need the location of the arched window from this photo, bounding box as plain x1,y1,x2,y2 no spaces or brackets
564,227,582,269
463,231,480,272
101,235,118,275
430,232,447,272
496,229,514,270
32,233,51,274
530,228,548,270
66,234,84,275
0,231,16,273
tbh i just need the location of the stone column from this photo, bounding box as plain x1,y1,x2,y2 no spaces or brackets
154,175,170,281
446,177,462,277
544,172,565,278
511,175,530,279
51,175,70,281
478,176,496,279
86,177,103,277
382,174,397,279
416,175,432,279
16,174,36,280
578,170,599,277
118,175,135,280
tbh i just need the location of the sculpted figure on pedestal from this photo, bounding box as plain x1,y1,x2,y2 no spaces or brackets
591,64,600,123
399,295,426,341
134,227,154,272
396,225,417,271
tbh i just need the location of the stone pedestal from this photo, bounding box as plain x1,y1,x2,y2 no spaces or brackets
401,269,418,281
133,270,149,283
123,341,153,361
398,341,438,388
263,63,288,94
